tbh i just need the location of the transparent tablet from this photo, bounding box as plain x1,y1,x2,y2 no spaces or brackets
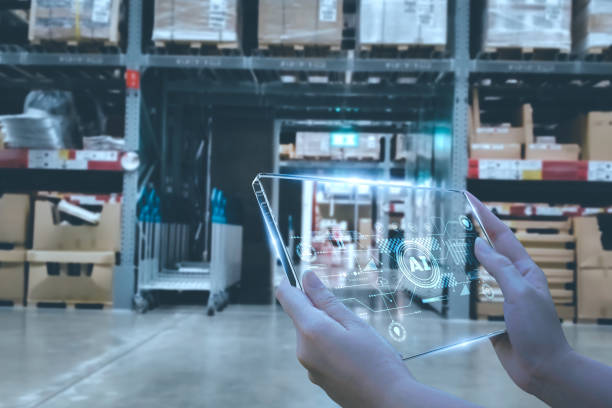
253,173,505,359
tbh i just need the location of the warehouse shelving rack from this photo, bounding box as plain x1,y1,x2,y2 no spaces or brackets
2,0,612,308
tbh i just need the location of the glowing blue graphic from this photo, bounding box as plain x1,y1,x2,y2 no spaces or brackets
395,241,441,289
330,132,358,147
388,322,407,342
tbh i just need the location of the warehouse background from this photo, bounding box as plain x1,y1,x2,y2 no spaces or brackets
0,0,611,363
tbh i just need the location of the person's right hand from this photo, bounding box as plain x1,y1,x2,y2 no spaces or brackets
469,193,573,395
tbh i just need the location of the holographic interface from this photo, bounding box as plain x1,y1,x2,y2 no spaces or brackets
253,173,505,359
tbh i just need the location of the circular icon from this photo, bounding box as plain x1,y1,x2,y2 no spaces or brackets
296,243,317,262
121,152,140,171
480,283,494,300
395,241,441,289
459,215,473,231
374,222,384,234
388,321,407,342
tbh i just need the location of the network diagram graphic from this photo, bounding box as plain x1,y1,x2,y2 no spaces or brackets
293,214,494,344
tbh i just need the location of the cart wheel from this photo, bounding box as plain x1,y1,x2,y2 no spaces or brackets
144,291,158,308
207,306,215,316
133,293,149,314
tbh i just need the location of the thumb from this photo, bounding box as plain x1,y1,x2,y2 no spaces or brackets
475,237,524,302
302,270,359,327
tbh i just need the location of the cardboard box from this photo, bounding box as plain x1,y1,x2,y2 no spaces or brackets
574,216,612,270
483,0,571,52
331,134,382,161
359,0,447,46
573,0,612,53
279,144,295,159
0,194,30,245
470,143,521,159
566,112,612,161
258,0,343,47
29,0,121,43
27,250,113,305
0,248,26,304
153,0,239,44
577,268,612,319
471,89,533,144
32,200,120,251
295,132,331,159
525,144,581,161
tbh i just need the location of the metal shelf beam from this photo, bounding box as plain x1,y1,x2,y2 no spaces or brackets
0,52,124,66
472,60,612,76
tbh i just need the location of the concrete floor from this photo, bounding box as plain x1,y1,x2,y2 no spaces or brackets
2,306,612,408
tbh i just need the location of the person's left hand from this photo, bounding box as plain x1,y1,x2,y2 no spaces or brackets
276,270,414,407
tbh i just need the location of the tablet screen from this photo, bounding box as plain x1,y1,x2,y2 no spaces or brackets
253,173,505,359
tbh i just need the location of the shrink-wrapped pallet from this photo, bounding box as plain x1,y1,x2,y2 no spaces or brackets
153,0,238,44
29,0,120,43
359,0,447,47
258,0,343,47
483,0,571,52
573,0,612,53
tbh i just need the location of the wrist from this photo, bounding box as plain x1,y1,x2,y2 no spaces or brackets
380,372,419,408
527,348,579,399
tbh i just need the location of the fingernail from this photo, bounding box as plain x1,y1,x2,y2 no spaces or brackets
303,270,324,290
475,237,492,252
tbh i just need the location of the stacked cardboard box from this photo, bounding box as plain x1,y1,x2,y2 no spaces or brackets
564,112,612,161
483,0,572,52
26,199,120,306
29,0,121,43
469,89,533,159
359,0,447,47
574,215,612,320
573,0,612,53
0,195,30,305
153,0,238,44
525,138,581,161
258,0,343,47
295,132,381,160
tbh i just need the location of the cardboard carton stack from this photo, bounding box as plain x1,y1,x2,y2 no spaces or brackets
258,0,343,47
564,111,612,161
294,132,382,161
469,89,533,160
29,0,121,44
525,136,581,161
573,0,612,54
152,0,239,45
0,195,30,305
574,215,612,320
359,0,447,48
295,132,332,159
332,133,382,161
26,198,120,307
483,0,572,52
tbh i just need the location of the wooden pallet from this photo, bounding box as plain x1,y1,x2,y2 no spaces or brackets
293,155,333,161
582,46,612,61
577,318,612,325
0,299,23,307
258,43,341,57
29,39,120,53
359,43,445,59
30,300,111,310
482,46,570,61
477,301,575,321
505,219,571,234
152,40,240,56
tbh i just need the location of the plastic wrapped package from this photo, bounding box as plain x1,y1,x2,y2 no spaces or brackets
258,0,343,46
28,0,120,43
152,0,238,43
359,0,447,46
573,0,612,53
0,90,79,149
483,0,571,52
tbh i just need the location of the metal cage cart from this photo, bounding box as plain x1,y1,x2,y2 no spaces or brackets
134,188,243,314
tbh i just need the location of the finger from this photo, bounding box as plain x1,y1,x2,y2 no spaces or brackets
276,277,318,326
302,270,359,328
475,237,525,300
466,192,533,266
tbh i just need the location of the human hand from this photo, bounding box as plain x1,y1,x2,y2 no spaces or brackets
469,193,573,395
276,270,479,408
275,270,414,407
